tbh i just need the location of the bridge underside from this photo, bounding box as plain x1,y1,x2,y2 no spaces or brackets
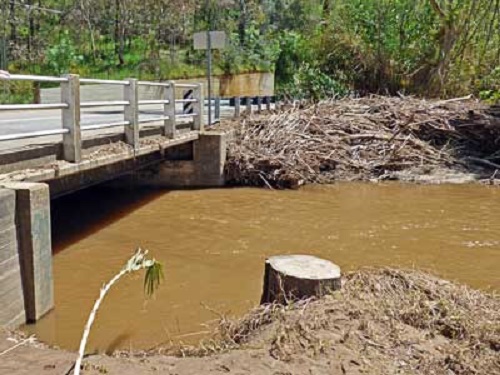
0,130,227,327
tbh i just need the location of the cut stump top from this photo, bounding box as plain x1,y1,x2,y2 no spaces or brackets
267,255,341,280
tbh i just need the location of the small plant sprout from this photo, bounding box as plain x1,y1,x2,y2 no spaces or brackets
74,248,163,375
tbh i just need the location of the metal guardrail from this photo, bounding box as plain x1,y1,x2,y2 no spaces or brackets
0,74,204,163
0,103,69,111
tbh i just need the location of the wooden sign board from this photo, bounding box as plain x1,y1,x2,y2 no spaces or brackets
193,31,226,50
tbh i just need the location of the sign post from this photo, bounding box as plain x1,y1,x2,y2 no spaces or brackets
193,31,226,126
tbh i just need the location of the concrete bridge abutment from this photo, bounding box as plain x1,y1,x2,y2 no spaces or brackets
124,131,228,188
0,182,53,327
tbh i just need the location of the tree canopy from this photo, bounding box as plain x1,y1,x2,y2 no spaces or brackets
1,0,499,99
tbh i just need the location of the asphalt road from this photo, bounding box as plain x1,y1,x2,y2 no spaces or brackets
0,103,236,152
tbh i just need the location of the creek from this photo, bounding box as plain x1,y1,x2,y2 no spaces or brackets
23,183,500,352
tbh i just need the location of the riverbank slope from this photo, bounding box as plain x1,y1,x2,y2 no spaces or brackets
2,268,499,374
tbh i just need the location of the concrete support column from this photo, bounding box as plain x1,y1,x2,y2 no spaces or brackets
193,132,227,187
0,189,25,327
128,132,228,188
2,182,53,323
164,81,176,139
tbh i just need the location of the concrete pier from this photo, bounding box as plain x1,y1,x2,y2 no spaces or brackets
126,132,228,188
0,183,53,326
0,189,25,327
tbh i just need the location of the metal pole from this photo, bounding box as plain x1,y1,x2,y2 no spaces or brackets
205,0,212,127
206,31,212,127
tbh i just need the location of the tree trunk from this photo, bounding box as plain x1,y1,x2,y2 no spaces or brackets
238,0,247,45
9,0,16,49
322,0,331,21
260,255,341,305
114,0,121,64
28,0,35,56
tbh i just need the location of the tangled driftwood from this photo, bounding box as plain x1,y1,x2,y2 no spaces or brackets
223,96,500,188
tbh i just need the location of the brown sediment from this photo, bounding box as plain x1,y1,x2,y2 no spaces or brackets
221,96,500,188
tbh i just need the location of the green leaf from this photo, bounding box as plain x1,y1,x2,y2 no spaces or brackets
144,262,164,297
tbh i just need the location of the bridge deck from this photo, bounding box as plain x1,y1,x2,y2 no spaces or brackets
0,129,200,197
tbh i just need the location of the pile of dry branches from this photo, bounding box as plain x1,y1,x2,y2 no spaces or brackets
224,96,500,188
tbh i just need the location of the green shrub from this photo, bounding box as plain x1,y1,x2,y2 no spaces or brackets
46,33,83,75
279,63,348,101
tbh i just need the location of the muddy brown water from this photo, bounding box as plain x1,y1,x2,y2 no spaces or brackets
23,184,500,352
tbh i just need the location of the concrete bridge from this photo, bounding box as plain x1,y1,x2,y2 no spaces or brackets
0,73,239,328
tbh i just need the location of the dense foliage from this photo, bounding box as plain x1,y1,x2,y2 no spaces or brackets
0,0,499,100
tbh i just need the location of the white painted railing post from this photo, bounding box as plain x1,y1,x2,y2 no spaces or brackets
193,83,204,131
124,78,139,149
61,74,81,163
164,81,176,139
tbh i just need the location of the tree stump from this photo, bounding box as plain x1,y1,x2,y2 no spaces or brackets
260,255,341,305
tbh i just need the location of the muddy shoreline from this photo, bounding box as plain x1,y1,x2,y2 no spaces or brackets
2,268,499,375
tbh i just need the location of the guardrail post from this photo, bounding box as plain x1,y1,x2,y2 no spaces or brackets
234,96,241,118
193,83,204,131
214,97,220,122
257,96,262,113
246,97,252,114
124,78,139,149
61,74,81,163
164,81,176,139
265,96,271,111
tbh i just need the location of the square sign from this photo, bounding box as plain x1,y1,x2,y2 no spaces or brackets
193,31,226,50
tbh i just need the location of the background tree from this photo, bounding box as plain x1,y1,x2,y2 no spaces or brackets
0,0,498,101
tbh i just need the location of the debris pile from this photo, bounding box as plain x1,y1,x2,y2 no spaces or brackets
224,96,500,187
204,269,500,374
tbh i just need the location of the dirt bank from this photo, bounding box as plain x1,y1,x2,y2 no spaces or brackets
220,97,500,188
2,269,499,374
